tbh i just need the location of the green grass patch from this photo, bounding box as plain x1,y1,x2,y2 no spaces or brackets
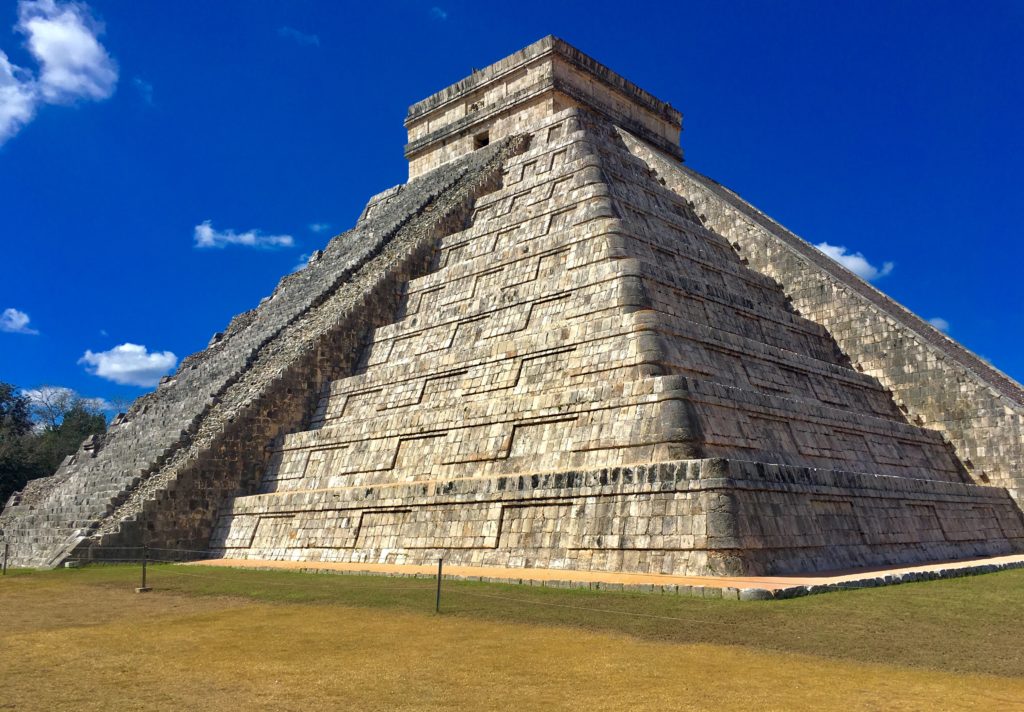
6,562,1022,678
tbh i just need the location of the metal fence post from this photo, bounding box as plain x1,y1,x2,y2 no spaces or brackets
435,557,443,613
136,544,152,593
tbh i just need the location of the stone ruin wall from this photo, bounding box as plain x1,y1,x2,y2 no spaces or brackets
404,36,682,179
620,130,1024,504
0,135,527,567
214,454,1023,577
208,109,1024,577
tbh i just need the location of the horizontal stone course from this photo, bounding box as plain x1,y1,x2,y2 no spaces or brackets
211,457,1023,576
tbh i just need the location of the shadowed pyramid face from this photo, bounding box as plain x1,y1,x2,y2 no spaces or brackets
3,37,1022,575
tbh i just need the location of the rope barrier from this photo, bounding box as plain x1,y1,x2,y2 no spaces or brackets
447,588,751,627
50,545,1019,615
152,565,436,592
146,547,221,555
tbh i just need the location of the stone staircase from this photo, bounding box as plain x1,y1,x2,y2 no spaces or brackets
0,135,529,567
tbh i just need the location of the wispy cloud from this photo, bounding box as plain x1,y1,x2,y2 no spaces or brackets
278,25,319,47
0,307,39,334
292,252,312,273
309,222,331,233
0,0,118,146
194,220,294,249
814,242,894,281
927,317,950,333
0,54,37,144
430,6,448,20
132,76,153,105
79,342,177,387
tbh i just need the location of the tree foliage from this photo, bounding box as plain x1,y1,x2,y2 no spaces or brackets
0,382,108,508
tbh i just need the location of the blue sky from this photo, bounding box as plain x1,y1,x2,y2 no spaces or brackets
1,0,1022,412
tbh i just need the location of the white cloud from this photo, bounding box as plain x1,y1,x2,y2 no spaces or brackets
0,51,37,143
927,317,950,333
194,220,294,249
308,222,331,233
278,26,319,47
0,0,117,146
79,342,177,387
430,6,448,20
19,0,117,103
814,242,894,281
21,385,113,412
0,307,39,334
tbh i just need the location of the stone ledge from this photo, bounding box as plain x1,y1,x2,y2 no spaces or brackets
221,458,1020,515
209,457,1024,577
405,37,680,126
186,553,1024,600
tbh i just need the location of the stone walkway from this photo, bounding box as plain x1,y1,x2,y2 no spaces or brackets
188,553,1024,600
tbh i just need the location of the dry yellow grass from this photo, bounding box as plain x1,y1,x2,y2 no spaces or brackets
2,569,1023,711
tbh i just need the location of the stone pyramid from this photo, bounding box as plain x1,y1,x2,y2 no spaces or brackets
3,37,1022,576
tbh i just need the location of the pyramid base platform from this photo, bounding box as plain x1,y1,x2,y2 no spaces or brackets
188,552,1024,599
209,458,1024,577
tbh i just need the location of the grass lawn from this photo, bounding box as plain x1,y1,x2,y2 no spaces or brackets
1,564,1022,710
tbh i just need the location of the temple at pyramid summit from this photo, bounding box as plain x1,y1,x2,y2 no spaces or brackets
3,36,1023,576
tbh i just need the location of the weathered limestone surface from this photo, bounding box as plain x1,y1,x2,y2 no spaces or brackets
617,131,1024,503
3,36,1022,576
211,107,1023,575
214,459,1021,576
405,36,682,179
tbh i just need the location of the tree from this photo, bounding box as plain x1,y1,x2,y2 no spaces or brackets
0,383,108,508
0,382,41,507
0,382,33,436
30,401,107,475
26,385,78,430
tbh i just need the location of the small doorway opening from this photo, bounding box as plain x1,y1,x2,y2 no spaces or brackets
473,130,490,150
